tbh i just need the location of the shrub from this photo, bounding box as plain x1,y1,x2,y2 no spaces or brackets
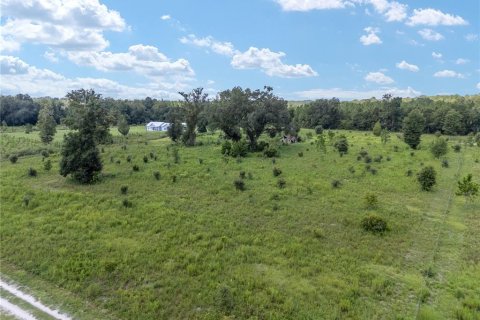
127,155,132,162
22,193,33,207
453,144,461,153
256,141,269,152
153,171,161,180
406,169,413,177
120,186,128,194
369,167,378,175
277,178,286,189
364,155,372,163
393,145,399,152
273,167,282,177
348,166,355,174
132,165,140,172
373,121,382,136
234,178,245,191
198,158,204,164
298,151,304,157
441,159,449,168
263,146,279,158
44,159,52,171
373,155,383,163
364,193,378,209
417,166,436,191
9,155,18,164
315,125,324,135
216,285,234,315
247,172,253,179
334,135,349,155
331,180,341,188
221,140,232,155
230,140,248,158
143,155,148,163
150,152,155,159
359,150,369,157
172,148,180,164
430,138,448,158
239,171,246,179
41,150,50,158
172,175,177,183
122,199,133,208
386,156,391,161
362,215,388,233
455,174,479,200
27,167,37,177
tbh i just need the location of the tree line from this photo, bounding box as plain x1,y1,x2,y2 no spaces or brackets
1,92,479,137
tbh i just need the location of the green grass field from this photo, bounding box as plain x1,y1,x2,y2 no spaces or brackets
1,127,479,319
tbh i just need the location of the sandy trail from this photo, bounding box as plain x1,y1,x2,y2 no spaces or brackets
0,278,72,320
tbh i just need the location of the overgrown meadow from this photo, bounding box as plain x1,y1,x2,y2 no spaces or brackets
1,127,479,319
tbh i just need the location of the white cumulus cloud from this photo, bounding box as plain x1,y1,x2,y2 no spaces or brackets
295,86,420,100
455,58,469,65
365,71,394,84
396,60,419,72
407,8,468,26
0,0,126,51
231,47,318,78
368,0,408,22
179,34,237,57
275,0,350,11
360,27,382,45
432,51,442,59
465,33,479,42
433,70,464,78
161,15,171,20
418,28,444,41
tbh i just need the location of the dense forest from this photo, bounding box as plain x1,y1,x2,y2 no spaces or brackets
1,91,479,136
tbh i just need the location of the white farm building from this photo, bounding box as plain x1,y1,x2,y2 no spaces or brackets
146,122,171,132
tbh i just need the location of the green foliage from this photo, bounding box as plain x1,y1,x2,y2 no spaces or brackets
27,167,37,177
364,193,378,209
315,133,327,154
122,199,133,208
373,121,382,136
277,178,286,188
120,186,128,194
153,171,161,180
362,215,388,233
25,123,33,134
403,109,425,149
233,178,245,191
167,117,184,143
430,138,448,158
442,109,464,135
417,166,437,191
230,140,248,157
117,115,130,136
43,159,52,171
333,135,349,155
453,144,461,153
179,88,208,146
9,154,18,164
132,165,139,172
216,285,235,315
221,140,232,155
380,129,390,145
331,179,341,188
315,125,324,135
37,101,57,144
143,155,148,163
263,145,278,158
441,159,449,168
455,174,479,200
273,167,282,177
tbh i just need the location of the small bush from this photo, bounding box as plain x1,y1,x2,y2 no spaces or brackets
410,152,415,157
406,169,413,177
44,159,52,171
256,141,269,152
234,178,245,191
273,167,282,177
348,166,355,174
221,140,232,155
27,167,37,177
171,175,177,183
359,150,369,157
331,180,341,188
298,151,304,157
216,285,234,315
364,193,378,209
334,135,349,155
41,150,50,158
23,193,33,207
453,144,461,153
277,178,286,189
143,155,148,163
132,165,140,172
153,171,161,180
393,145,399,152
9,155,18,164
369,168,378,175
417,166,436,191
198,158,204,164
441,159,449,168
230,140,248,158
315,125,324,135
263,146,278,158
430,138,448,158
386,156,391,161
364,155,372,163
247,172,253,180
126,155,132,162
362,215,388,233
239,171,246,179
120,186,128,194
122,199,133,208
150,152,155,159
373,155,383,163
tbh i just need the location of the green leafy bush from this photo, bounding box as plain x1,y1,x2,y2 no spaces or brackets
263,146,279,158
273,167,282,177
120,186,128,194
417,166,436,191
9,155,18,164
362,215,388,233
234,178,245,191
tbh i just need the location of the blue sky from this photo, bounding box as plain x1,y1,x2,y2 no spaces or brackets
1,0,479,100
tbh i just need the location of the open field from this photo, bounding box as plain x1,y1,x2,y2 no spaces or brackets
1,127,479,319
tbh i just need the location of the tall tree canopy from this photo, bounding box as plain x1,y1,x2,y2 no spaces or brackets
179,88,208,146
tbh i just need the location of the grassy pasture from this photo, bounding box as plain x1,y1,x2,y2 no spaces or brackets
0,127,479,319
